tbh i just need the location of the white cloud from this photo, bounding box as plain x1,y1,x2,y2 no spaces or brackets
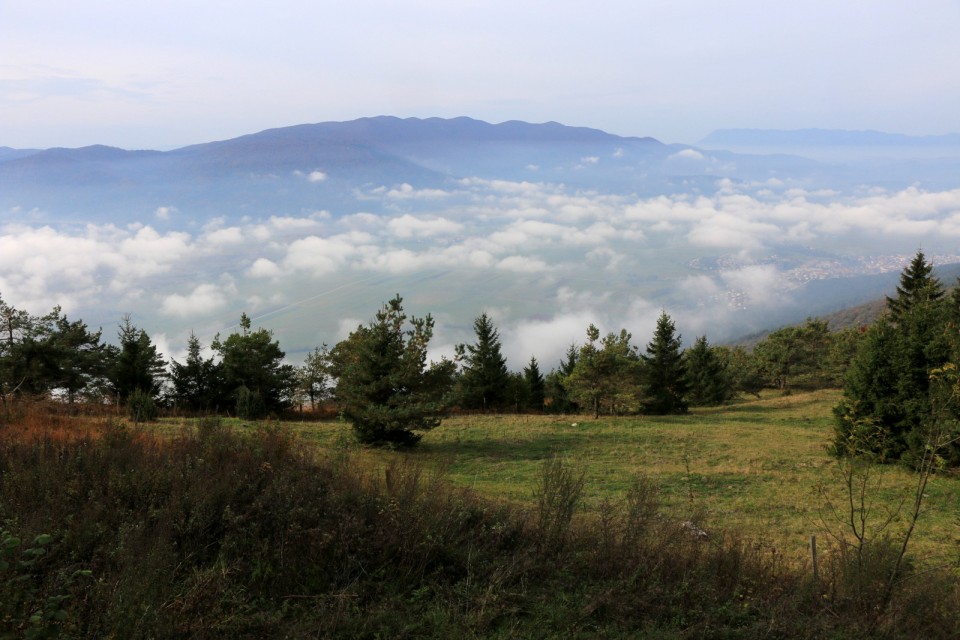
282,234,364,276
118,226,192,275
496,255,550,273
202,226,244,245
308,170,327,183
687,213,780,249
385,183,451,199
161,283,227,317
387,214,463,238
269,214,327,230
720,265,787,309
668,148,706,161
154,206,174,220
248,258,283,278
504,311,596,368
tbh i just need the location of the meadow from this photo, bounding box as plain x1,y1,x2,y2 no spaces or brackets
4,391,960,638
276,389,960,569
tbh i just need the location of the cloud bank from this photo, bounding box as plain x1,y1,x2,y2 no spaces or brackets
3,178,959,366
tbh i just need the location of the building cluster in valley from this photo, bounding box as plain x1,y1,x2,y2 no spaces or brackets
689,252,960,312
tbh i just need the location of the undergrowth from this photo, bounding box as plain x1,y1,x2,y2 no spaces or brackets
0,408,958,638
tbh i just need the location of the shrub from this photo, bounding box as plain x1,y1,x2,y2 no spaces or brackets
126,388,158,423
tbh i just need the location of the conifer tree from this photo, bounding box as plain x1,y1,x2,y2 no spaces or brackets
886,249,944,321
547,343,579,413
170,332,221,413
524,355,546,411
108,315,167,404
683,335,733,406
457,313,510,411
835,251,952,463
642,311,688,415
212,313,295,418
331,295,456,446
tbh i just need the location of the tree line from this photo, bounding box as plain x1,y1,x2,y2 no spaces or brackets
1,281,875,444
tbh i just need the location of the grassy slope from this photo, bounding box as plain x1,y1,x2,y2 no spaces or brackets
5,392,960,637
273,389,959,568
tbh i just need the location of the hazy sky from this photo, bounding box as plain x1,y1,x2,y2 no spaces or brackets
3,0,959,149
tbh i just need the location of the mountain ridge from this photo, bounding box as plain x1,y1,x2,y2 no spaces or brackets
700,128,960,149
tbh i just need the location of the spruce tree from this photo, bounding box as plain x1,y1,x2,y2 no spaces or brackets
458,313,510,411
642,311,688,415
170,332,221,413
835,252,952,463
547,343,579,413
211,313,295,418
832,317,909,459
330,295,456,446
683,335,732,406
524,355,546,411
108,315,167,404
886,250,944,321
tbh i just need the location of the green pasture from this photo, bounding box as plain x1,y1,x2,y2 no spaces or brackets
157,389,960,568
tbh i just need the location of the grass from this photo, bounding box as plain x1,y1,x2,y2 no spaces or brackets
4,391,960,638
418,390,960,567
151,389,960,569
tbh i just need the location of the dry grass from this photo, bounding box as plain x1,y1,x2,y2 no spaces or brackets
3,393,960,638
222,389,960,571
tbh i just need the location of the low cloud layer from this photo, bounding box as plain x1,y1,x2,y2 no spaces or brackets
3,178,960,366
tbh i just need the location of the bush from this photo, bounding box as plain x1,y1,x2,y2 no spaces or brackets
126,388,158,423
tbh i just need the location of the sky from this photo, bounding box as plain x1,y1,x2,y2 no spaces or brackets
3,0,960,150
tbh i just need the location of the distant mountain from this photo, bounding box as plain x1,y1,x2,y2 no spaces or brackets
701,128,960,149
0,147,41,162
0,116,679,220
696,127,960,188
5,119,956,223
5,116,960,363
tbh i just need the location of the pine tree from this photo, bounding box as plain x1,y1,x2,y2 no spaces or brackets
211,313,295,418
565,325,641,418
297,345,331,410
458,313,510,411
330,295,456,446
524,355,546,411
683,335,733,406
642,311,688,415
886,250,944,321
547,343,579,413
170,332,221,413
109,315,167,404
835,252,952,463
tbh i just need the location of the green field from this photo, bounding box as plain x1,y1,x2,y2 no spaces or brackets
7,391,960,637
216,389,960,570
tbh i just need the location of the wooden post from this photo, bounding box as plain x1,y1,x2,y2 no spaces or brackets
810,535,819,583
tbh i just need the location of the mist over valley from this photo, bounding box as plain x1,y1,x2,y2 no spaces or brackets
3,116,959,367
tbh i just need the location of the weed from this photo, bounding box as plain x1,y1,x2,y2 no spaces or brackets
533,454,585,552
